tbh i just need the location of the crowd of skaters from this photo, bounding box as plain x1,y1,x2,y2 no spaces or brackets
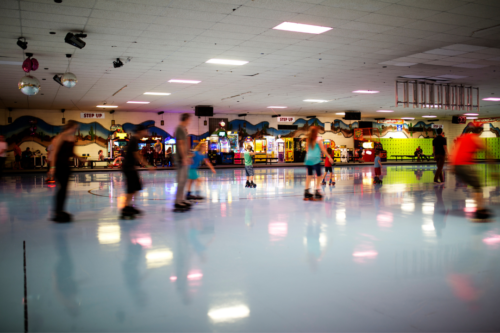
42,113,495,222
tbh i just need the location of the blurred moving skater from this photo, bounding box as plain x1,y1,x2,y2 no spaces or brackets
304,126,333,201
433,128,448,184
49,121,82,223
121,125,154,218
450,125,493,222
186,143,215,200
174,113,193,212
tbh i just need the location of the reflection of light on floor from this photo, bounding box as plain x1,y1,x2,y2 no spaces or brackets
269,222,288,241
362,178,372,186
377,212,393,228
146,248,173,269
422,202,434,214
352,251,378,257
483,234,500,245
98,223,121,244
212,191,218,203
187,271,203,280
421,217,436,238
401,202,414,213
336,209,346,225
464,199,477,213
208,304,250,323
170,276,177,281
131,235,152,248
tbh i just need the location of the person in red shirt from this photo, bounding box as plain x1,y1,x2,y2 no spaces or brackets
321,147,335,186
450,126,493,222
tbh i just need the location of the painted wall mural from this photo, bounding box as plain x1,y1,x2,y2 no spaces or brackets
0,116,174,149
462,122,500,137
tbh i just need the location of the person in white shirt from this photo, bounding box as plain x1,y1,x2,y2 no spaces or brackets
0,135,7,178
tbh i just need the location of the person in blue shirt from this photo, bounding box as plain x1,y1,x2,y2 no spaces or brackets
374,150,383,184
304,126,333,200
186,142,215,200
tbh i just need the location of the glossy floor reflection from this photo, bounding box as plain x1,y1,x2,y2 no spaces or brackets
1,165,500,332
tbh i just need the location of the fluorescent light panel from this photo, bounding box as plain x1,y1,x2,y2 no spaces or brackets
483,97,500,101
206,59,248,65
273,22,332,34
353,90,379,94
377,110,394,112
97,105,117,108
304,99,328,103
144,92,171,95
422,115,437,118
467,117,478,119
464,113,478,116
127,101,150,104
336,112,345,115
401,117,414,120
267,106,287,108
168,79,201,84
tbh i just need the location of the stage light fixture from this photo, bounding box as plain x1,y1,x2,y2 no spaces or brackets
17,37,27,50
53,74,63,86
64,32,86,49
113,58,124,68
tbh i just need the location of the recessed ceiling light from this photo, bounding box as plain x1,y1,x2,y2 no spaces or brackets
336,112,345,115
422,115,437,118
206,59,248,66
127,101,150,104
401,117,414,120
353,90,379,94
483,97,500,101
168,79,201,84
97,105,118,108
304,99,328,103
467,117,478,119
144,92,171,95
377,110,394,113
267,106,287,108
273,22,332,34
464,113,479,116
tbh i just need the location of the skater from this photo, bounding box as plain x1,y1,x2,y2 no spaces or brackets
433,128,448,184
186,143,215,200
174,113,193,212
121,125,154,218
244,145,257,188
0,135,6,179
304,127,333,200
450,125,493,222
373,150,383,184
48,121,83,222
321,147,335,186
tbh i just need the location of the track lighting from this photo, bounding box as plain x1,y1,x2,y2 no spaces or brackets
113,58,123,68
17,37,27,50
64,32,86,49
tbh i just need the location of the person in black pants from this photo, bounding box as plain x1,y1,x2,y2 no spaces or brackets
48,121,82,223
121,125,154,218
0,135,6,178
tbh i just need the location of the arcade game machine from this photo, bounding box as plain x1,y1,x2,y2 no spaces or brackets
285,138,294,162
108,131,128,158
208,134,219,165
164,138,176,154
293,138,306,163
276,137,285,162
226,131,238,164
219,132,234,164
254,138,267,163
374,141,387,162
361,141,376,162
340,146,349,163
322,139,331,158
265,136,276,158
334,145,342,163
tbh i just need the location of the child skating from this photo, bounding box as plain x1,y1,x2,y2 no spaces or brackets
321,147,336,186
244,145,257,188
374,150,383,184
304,127,333,200
186,143,215,200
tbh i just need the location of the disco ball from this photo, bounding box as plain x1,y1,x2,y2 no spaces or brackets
18,75,41,96
61,72,77,88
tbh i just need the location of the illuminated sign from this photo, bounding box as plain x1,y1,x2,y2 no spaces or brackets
362,142,374,149
431,124,443,129
151,137,162,141
114,133,127,139
219,132,226,137
81,112,105,119
277,117,295,123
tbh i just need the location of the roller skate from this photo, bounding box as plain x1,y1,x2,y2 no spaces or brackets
186,192,199,201
251,181,257,188
329,180,335,186
52,211,72,223
304,189,314,201
120,206,137,220
129,206,143,216
173,202,191,213
314,190,323,201
245,181,251,188
471,208,494,223
321,180,327,186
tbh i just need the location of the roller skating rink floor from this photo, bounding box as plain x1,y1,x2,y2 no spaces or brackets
1,164,500,332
